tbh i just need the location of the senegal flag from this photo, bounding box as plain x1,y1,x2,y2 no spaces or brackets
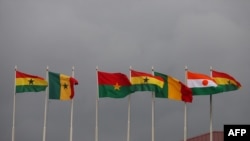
130,69,164,92
98,71,134,98
154,72,192,103
16,71,48,93
212,70,241,92
49,71,78,100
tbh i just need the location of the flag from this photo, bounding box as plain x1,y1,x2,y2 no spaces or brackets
98,71,134,98
49,71,78,100
130,69,164,92
212,70,241,92
154,72,192,102
187,71,222,95
16,71,48,93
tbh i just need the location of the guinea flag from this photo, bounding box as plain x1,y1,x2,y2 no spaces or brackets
187,71,222,95
16,70,48,93
212,70,241,92
98,71,134,98
154,72,192,103
49,71,78,100
130,69,164,92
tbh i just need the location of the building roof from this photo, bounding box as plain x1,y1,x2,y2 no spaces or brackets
186,131,223,141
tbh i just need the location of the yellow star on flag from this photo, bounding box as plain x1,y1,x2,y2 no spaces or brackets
114,82,121,90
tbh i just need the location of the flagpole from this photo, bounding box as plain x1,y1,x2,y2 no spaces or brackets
69,66,75,141
151,66,155,141
209,66,213,141
95,66,99,141
42,66,49,141
12,66,17,141
184,66,188,141
127,66,132,141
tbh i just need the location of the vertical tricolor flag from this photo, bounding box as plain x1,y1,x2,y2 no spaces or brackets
98,71,134,98
130,69,164,92
15,71,48,93
154,72,192,102
187,71,222,95
49,71,78,100
212,70,241,92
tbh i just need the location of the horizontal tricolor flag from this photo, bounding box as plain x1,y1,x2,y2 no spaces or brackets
98,71,134,98
130,69,164,92
49,71,78,100
187,71,222,95
154,72,192,102
16,71,48,93
212,70,241,92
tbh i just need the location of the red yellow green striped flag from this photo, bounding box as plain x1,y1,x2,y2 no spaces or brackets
49,71,78,100
15,71,48,93
130,69,164,92
212,70,241,92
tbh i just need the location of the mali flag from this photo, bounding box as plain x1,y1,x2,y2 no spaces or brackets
16,71,48,93
49,71,78,100
212,70,241,92
154,72,192,103
98,71,134,98
130,69,164,92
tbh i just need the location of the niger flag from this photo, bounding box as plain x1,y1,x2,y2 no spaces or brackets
187,71,222,95
49,71,78,100
130,69,164,92
16,71,48,93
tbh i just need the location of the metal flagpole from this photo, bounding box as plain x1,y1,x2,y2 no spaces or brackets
127,66,132,141
151,66,155,141
184,66,188,141
12,66,17,141
69,66,75,141
95,66,99,141
42,66,49,141
209,66,213,141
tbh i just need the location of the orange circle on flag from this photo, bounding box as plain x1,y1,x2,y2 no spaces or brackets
202,80,208,86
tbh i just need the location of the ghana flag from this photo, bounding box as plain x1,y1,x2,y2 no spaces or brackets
154,72,192,103
98,71,134,98
130,69,164,92
212,70,241,92
16,70,48,93
49,71,78,100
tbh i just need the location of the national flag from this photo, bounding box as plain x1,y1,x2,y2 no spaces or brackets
212,70,241,92
187,71,222,95
16,71,48,93
49,71,78,100
98,71,134,98
154,72,192,102
130,69,164,92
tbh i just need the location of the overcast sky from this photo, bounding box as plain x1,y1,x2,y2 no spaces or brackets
0,0,250,141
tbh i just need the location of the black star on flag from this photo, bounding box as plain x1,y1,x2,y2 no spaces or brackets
143,77,149,83
28,79,34,85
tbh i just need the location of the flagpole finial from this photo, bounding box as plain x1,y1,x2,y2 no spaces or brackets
129,66,132,70
96,66,98,71
210,66,213,71
72,66,75,71
46,66,49,71
14,65,17,71
151,66,154,71
185,66,188,71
